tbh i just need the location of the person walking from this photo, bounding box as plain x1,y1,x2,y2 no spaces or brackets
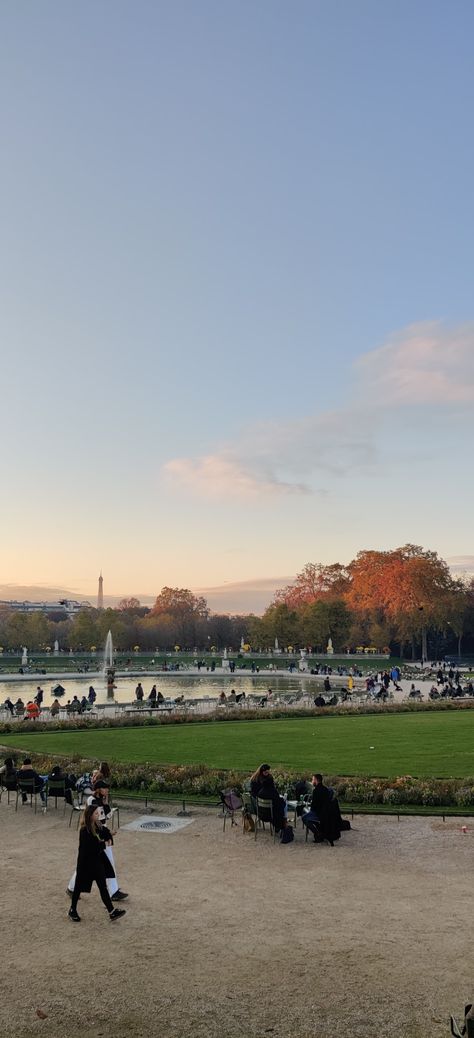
67,796,128,903
68,804,126,923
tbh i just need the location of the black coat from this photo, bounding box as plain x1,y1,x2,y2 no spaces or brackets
311,784,341,842
74,824,115,893
250,775,285,831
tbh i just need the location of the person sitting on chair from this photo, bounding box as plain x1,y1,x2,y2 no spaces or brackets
249,763,286,832
0,757,17,786
302,773,340,846
18,757,46,804
48,764,75,805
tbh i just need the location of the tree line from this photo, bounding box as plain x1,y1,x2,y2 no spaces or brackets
0,546,473,658
257,545,474,659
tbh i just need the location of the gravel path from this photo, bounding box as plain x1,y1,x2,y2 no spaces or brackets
1,802,472,1038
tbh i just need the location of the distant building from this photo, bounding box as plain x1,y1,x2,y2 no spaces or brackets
98,572,104,609
0,599,88,615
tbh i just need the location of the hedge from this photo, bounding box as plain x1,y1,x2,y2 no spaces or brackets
3,744,474,807
4,696,474,738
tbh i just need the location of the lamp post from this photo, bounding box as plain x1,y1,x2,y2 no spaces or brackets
418,607,427,666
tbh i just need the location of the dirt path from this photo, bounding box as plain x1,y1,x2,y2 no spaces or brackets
0,803,471,1038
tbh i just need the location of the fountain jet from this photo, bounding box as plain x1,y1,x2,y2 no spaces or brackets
104,630,115,698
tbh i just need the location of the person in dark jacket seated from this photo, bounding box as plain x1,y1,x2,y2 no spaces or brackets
0,757,18,788
302,773,341,846
48,764,75,805
18,757,46,804
249,763,286,832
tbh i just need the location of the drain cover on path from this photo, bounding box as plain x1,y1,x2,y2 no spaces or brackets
121,815,193,834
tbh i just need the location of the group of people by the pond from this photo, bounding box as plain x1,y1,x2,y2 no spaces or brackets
135,682,166,704
248,764,349,846
428,667,474,700
312,667,402,707
2,685,98,719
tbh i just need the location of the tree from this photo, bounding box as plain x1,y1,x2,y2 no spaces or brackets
68,609,100,651
5,611,29,649
301,599,352,652
94,608,132,650
260,603,301,648
274,562,350,609
138,613,180,650
245,615,265,651
348,545,456,658
117,597,141,611
24,612,51,650
150,588,209,647
444,579,474,658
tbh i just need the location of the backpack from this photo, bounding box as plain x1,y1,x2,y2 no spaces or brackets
76,772,92,793
340,818,351,831
280,824,294,844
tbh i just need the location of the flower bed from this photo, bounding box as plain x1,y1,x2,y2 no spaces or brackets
3,743,474,808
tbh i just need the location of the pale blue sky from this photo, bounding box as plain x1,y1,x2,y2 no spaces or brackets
1,1,473,604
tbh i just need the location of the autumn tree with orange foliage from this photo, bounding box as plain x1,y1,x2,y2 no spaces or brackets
274,562,350,609
347,545,456,657
269,546,469,657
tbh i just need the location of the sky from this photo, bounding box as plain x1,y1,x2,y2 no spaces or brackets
1,1,474,611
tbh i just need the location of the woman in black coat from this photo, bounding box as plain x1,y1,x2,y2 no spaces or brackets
68,804,126,923
249,763,286,832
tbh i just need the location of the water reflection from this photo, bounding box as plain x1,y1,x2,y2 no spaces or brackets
0,673,313,707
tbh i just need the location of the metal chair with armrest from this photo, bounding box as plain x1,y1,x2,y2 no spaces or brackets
254,796,276,842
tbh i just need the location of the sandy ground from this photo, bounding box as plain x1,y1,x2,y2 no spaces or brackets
0,802,472,1038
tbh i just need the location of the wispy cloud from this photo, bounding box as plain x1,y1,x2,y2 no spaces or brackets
164,455,309,498
164,320,474,500
164,411,375,498
357,320,474,405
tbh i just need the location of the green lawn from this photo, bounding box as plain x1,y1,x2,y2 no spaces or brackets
4,710,474,777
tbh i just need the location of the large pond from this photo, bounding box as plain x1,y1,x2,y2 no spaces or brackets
0,672,322,707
